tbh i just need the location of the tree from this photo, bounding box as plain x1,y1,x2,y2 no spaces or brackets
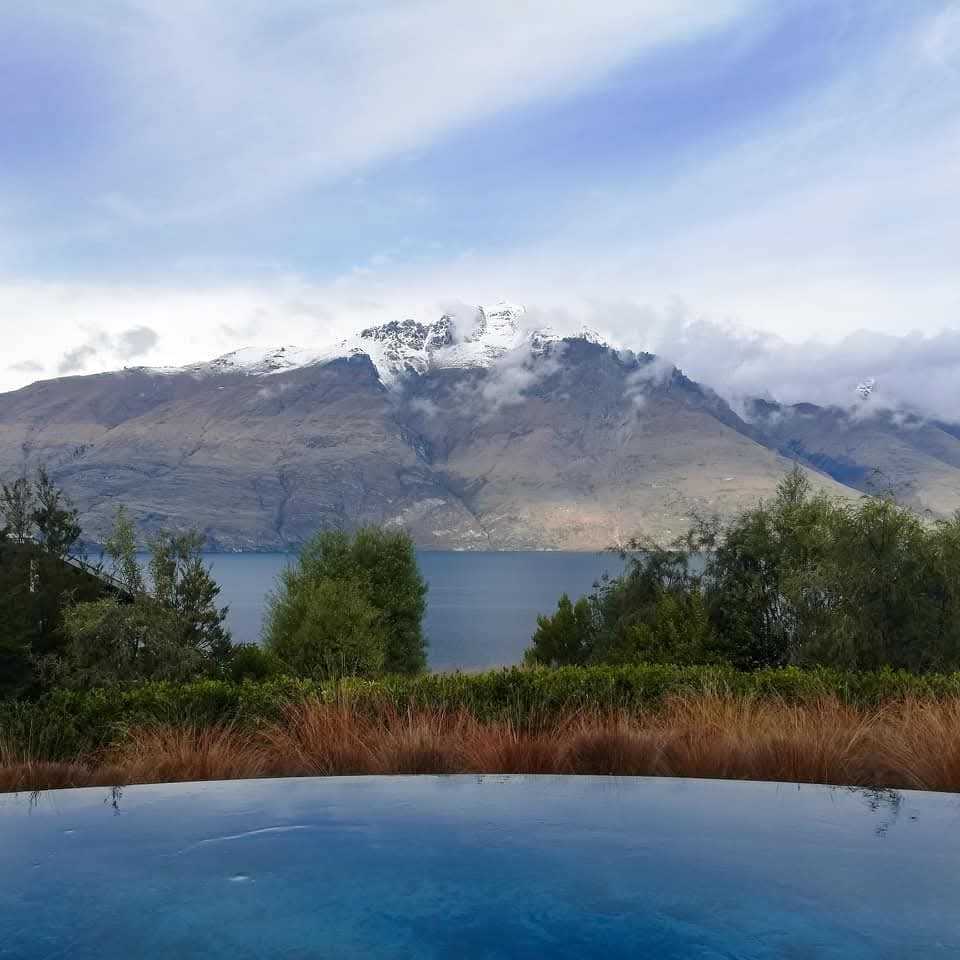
263,526,428,677
525,593,594,667
265,575,386,679
51,596,206,689
528,468,960,674
31,466,82,560
696,468,838,668
0,470,103,697
44,513,232,689
147,531,231,662
0,476,35,543
524,547,716,668
104,506,144,593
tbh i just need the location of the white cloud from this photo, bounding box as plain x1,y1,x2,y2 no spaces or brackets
7,0,753,227
584,301,960,422
1,4,957,420
2,280,959,423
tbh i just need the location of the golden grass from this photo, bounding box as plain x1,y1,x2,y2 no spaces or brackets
4,694,960,793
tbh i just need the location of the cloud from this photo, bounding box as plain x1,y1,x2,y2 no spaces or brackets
624,355,674,411
472,340,567,418
3,279,958,425
585,301,960,423
58,343,100,374
407,396,440,420
54,324,159,375
116,325,159,359
0,0,753,232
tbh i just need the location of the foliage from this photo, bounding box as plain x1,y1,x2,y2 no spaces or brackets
226,644,284,683
527,547,719,668
264,527,427,677
146,530,231,661
528,468,960,673
265,576,387,679
46,512,232,689
702,469,960,671
0,470,103,697
5,664,960,763
30,467,83,560
104,506,144,593
49,597,207,689
0,476,35,543
524,593,593,666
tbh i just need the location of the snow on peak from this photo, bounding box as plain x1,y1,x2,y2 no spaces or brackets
856,377,877,400
178,301,597,388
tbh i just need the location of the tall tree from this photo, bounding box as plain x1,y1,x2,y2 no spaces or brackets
148,531,231,661
104,507,145,594
31,466,82,559
265,526,428,677
0,476,36,543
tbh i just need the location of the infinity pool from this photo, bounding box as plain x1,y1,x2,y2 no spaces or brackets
1,776,958,958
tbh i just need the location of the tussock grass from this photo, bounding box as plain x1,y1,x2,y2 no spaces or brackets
4,694,960,794
103,725,270,785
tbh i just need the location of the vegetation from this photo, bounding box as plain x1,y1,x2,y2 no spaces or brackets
6,464,960,795
0,474,232,696
0,469,103,697
41,511,232,689
4,691,960,794
2,664,960,765
264,527,428,678
528,469,960,672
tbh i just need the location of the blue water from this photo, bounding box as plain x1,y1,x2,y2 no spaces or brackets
207,551,626,670
2,776,958,958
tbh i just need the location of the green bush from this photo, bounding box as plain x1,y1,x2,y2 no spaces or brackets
529,469,960,673
263,527,428,677
5,664,960,762
265,576,387,679
226,643,284,682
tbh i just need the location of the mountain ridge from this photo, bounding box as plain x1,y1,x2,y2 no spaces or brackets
2,304,957,549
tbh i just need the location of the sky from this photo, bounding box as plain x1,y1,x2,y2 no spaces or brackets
1,1,958,415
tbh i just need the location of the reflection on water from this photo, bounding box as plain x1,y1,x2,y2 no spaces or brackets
3,776,959,958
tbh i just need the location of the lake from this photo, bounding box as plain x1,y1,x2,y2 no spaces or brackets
207,551,626,671
3,776,957,958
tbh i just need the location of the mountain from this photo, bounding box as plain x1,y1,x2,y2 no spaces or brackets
0,302,955,549
746,398,960,516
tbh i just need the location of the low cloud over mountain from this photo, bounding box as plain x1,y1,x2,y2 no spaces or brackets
2,303,957,550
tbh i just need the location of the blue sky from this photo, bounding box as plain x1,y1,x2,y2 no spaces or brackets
1,1,959,414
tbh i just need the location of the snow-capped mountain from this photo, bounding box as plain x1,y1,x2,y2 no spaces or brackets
174,301,561,387
3,304,960,551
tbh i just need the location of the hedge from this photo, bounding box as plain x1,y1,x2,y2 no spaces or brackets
4,665,960,760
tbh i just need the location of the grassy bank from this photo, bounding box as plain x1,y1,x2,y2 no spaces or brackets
4,694,960,794
4,664,960,793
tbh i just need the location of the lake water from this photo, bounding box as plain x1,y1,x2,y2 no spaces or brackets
207,551,626,670
3,775,958,958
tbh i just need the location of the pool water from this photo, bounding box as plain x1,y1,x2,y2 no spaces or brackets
1,776,958,958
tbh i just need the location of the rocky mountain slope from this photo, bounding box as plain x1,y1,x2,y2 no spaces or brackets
1,303,956,549
746,399,960,517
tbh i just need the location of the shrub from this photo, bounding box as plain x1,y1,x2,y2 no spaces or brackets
264,527,428,677
265,576,387,679
4,665,960,767
226,643,283,682
529,469,960,673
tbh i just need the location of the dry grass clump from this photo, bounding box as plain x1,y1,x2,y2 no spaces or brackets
870,697,960,792
4,694,960,794
103,725,270,785
0,732,94,793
